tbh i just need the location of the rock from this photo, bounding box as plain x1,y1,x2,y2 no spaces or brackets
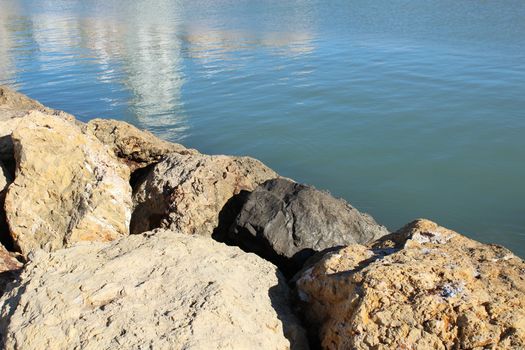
0,230,308,349
0,85,74,118
227,178,388,276
131,153,278,236
4,111,132,256
83,118,196,172
0,86,76,161
0,244,22,295
295,219,525,350
0,85,47,111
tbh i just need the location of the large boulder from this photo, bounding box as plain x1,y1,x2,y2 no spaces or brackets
131,153,278,236
0,244,22,295
0,86,76,161
4,111,132,256
295,219,525,349
83,118,196,172
0,230,308,349
227,178,388,276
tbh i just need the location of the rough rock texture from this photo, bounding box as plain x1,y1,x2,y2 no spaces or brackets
0,230,308,350
131,153,278,236
0,244,21,295
83,118,196,172
4,111,132,256
295,219,525,350
0,86,76,160
0,85,47,111
228,178,388,276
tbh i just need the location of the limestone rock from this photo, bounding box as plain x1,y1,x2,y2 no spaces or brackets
0,244,22,295
4,111,132,256
228,178,388,276
295,219,525,349
83,118,196,172
0,85,47,111
0,230,308,349
0,85,74,117
131,153,278,236
0,86,76,161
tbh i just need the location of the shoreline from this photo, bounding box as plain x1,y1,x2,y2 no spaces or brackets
0,85,524,349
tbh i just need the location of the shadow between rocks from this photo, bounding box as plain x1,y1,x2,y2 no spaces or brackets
269,270,312,350
0,268,24,346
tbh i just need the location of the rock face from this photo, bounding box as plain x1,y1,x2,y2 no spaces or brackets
0,85,47,111
0,230,308,350
0,244,22,295
4,111,132,256
83,118,195,172
0,86,75,161
295,219,525,350
131,153,278,236
227,178,388,276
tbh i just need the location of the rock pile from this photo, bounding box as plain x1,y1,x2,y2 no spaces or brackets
0,86,523,349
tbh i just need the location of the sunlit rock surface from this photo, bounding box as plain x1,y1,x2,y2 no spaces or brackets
5,112,132,256
295,219,525,349
0,230,308,350
83,118,196,172
131,153,278,236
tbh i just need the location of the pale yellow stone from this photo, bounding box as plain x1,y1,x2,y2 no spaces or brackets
4,111,132,255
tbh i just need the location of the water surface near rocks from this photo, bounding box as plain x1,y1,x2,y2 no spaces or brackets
1,0,524,256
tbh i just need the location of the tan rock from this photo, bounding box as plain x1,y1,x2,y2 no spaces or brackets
0,85,46,111
295,219,525,350
4,111,132,256
0,85,74,116
0,243,22,295
83,118,196,172
131,153,278,235
0,86,76,160
0,230,308,349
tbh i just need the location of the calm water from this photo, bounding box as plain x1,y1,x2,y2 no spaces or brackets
1,0,524,256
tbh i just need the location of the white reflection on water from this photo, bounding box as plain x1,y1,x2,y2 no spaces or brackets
0,0,315,139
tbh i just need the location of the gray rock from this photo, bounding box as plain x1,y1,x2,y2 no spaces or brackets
227,178,388,276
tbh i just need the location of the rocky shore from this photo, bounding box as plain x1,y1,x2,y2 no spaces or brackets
0,85,523,349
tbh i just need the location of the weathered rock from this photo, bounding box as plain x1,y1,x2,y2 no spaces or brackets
295,219,525,350
131,153,278,236
83,118,196,172
0,85,47,111
0,230,308,349
0,244,22,295
228,178,388,276
4,111,132,256
0,86,76,160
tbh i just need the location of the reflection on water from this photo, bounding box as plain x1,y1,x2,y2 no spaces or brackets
0,0,318,138
0,0,524,256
